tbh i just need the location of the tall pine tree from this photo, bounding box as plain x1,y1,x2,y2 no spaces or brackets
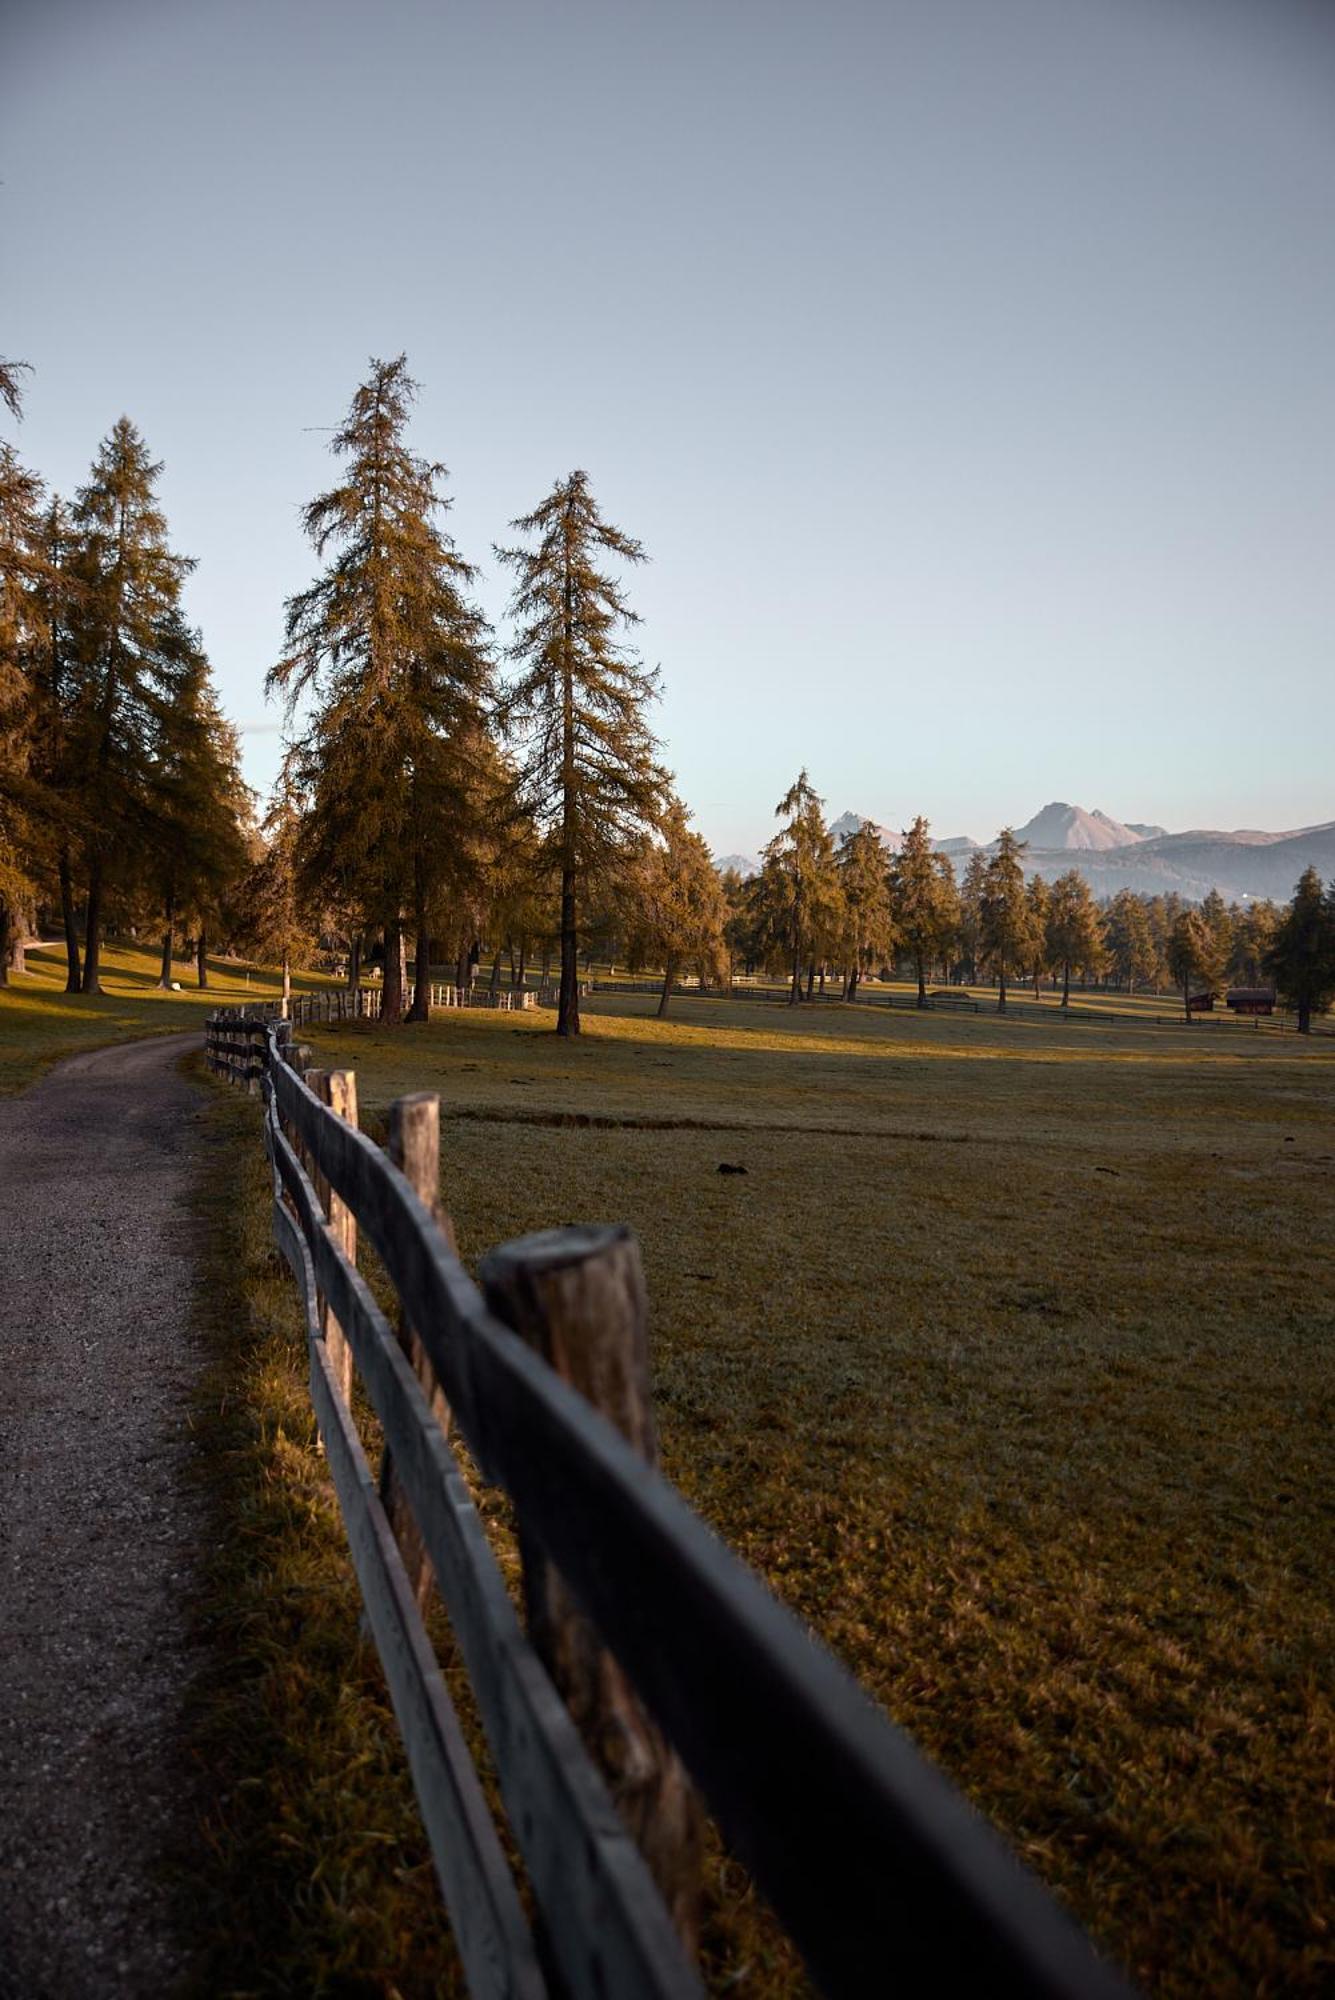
270,356,493,1026
65,419,197,992
497,470,664,1036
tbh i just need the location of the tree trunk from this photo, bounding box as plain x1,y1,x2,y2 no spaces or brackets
58,847,81,991
1183,974,1191,1024
196,926,209,988
916,952,927,1006
1298,997,1311,1033
157,886,175,988
347,934,362,992
408,866,430,1022
805,960,815,1000
1032,964,1042,1000
515,939,527,990
282,950,292,1016
558,866,580,1037
82,861,104,994
1062,960,1070,1007
997,968,1007,1012
489,945,503,994
788,935,802,1005
0,897,11,987
657,953,676,1018
384,918,406,1024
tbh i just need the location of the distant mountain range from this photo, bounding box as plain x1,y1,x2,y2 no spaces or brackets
716,801,1335,903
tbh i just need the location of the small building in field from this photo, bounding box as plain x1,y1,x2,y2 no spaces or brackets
1226,987,1277,1016
1187,990,1215,1013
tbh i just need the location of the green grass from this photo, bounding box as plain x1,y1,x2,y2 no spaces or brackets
0,941,340,1095
286,991,1335,1998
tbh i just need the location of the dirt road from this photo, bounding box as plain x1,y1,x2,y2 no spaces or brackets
0,1033,206,1998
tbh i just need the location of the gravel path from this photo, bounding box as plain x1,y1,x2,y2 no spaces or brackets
0,1033,207,1999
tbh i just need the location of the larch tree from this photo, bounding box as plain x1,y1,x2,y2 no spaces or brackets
1230,899,1279,987
64,419,197,993
979,829,1033,1011
1167,908,1222,1023
755,771,842,1005
957,849,987,985
1025,872,1052,998
1045,869,1106,1007
837,820,893,1000
1104,888,1156,994
1263,869,1335,1033
0,438,46,982
636,796,729,1016
889,816,958,1004
270,355,493,1027
28,496,86,988
496,469,664,1036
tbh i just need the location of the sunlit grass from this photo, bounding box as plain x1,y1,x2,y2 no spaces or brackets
0,941,339,1095
296,990,1335,1998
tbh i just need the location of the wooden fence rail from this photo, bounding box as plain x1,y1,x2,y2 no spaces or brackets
203,1006,1134,2000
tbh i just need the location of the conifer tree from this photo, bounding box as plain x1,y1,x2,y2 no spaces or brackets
1104,888,1157,994
1025,873,1051,998
889,816,959,1003
979,828,1032,1011
1045,869,1106,1006
28,496,86,987
1263,869,1335,1033
0,439,46,982
64,419,197,993
1167,908,1221,1023
837,820,894,999
754,771,842,1005
636,796,729,1016
957,849,986,985
271,356,493,1026
496,470,664,1035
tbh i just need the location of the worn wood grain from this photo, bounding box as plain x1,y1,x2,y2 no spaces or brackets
481,1228,703,1952
309,1334,545,2000
267,1107,699,1999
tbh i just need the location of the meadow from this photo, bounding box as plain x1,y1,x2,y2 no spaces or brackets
3,955,1331,1993
295,986,1334,1998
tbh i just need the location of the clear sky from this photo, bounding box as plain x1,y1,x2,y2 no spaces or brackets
4,0,1333,856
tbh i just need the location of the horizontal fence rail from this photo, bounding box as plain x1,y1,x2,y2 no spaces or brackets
204,1005,1136,1999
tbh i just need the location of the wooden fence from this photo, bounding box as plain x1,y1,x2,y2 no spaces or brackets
202,1008,1134,1999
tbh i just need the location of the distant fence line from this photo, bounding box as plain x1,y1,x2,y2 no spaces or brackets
200,1006,1134,2000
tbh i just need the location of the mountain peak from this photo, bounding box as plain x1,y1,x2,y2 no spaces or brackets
1014,801,1142,851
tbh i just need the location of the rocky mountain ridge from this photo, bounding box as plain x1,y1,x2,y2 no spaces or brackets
717,801,1335,902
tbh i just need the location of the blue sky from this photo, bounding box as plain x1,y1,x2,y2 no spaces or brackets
4,0,1333,855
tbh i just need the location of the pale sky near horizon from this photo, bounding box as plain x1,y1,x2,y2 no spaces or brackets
4,0,1333,857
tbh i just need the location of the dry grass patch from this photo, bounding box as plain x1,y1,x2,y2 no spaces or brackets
297,993,1334,1998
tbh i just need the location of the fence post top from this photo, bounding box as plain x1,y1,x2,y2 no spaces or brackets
480,1223,636,1283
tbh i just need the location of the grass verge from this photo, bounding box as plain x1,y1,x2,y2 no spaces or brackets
179,1058,467,1997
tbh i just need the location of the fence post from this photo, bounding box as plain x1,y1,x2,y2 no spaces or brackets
306,1068,358,1407
479,1225,703,1952
380,1091,454,1605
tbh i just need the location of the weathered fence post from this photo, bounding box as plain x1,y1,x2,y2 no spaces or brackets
305,1068,358,1406
479,1224,703,1951
380,1091,454,1605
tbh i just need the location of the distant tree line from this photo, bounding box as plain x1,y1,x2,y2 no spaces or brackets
4,349,1332,1032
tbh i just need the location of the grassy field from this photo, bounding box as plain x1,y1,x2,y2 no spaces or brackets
0,941,339,1095
279,988,1335,1998
4,962,1329,1990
